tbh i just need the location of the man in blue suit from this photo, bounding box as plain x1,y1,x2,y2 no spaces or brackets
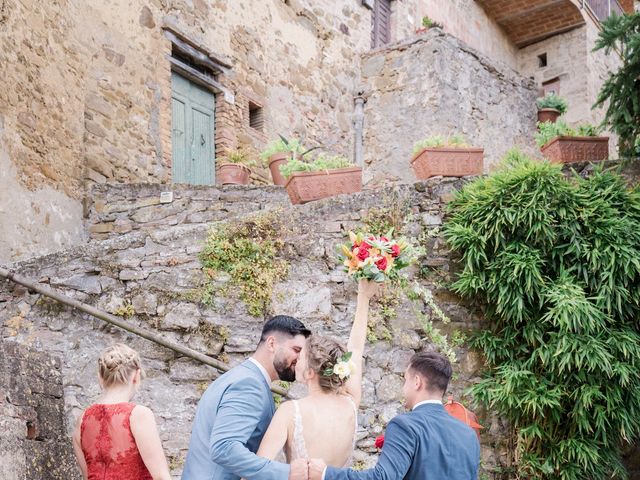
182,315,311,480
309,351,480,480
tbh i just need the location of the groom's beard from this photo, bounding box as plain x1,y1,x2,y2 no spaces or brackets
274,357,296,382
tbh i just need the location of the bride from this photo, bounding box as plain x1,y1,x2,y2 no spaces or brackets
257,279,378,467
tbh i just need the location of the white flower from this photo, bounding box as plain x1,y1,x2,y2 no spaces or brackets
333,360,352,380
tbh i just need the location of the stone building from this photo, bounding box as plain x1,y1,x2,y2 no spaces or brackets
0,0,633,263
1,1,639,478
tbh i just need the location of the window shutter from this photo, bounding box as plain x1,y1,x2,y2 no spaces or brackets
371,0,392,48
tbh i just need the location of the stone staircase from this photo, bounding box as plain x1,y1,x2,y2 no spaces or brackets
5,162,640,478
2,177,495,477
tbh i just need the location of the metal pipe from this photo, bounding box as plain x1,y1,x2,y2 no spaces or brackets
0,267,289,397
353,94,366,167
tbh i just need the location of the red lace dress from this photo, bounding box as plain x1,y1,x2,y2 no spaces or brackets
80,402,153,480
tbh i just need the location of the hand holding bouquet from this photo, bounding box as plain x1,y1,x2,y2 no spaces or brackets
338,230,418,282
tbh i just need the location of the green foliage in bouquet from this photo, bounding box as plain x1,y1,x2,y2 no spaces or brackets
338,229,421,283
279,154,352,179
536,93,568,114
443,150,640,479
413,134,469,154
535,120,601,147
199,210,289,317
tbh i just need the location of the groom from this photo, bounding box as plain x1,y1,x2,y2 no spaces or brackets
309,351,480,480
182,315,311,480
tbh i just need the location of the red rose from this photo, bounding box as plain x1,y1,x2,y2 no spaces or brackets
391,244,401,257
356,242,371,261
380,236,389,242
376,256,388,271
374,435,385,449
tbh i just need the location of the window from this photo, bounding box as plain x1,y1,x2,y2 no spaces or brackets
371,0,392,48
542,78,560,96
249,102,264,131
538,53,548,68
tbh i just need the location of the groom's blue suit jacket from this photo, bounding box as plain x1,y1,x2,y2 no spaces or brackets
326,403,480,480
181,360,289,480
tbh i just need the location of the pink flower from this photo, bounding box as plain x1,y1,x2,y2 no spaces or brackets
391,244,401,258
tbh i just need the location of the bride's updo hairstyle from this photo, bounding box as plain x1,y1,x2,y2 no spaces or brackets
306,336,348,393
98,344,145,387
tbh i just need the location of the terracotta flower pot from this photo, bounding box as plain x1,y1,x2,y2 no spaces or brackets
537,108,561,124
411,147,484,179
540,136,609,163
284,166,362,205
268,153,291,186
218,163,251,185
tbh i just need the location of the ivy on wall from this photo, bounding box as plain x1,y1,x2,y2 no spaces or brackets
199,210,289,317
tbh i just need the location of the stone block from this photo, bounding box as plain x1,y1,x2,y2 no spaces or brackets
52,275,102,295
119,269,149,281
89,222,114,234
375,374,404,402
163,303,200,330
132,293,158,315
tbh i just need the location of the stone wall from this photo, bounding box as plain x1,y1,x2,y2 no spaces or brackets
0,0,373,264
86,183,289,240
1,177,504,477
0,340,80,480
392,0,520,69
359,29,539,186
518,21,621,156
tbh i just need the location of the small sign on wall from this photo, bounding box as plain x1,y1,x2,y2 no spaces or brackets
160,191,174,204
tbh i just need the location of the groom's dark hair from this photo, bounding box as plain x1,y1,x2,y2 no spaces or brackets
258,315,311,344
409,351,452,393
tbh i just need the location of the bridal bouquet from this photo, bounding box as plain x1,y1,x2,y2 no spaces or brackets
338,230,418,282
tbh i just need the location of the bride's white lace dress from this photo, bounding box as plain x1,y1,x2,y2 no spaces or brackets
288,395,359,467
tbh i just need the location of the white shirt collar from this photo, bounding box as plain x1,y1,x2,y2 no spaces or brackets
412,399,442,410
249,357,272,385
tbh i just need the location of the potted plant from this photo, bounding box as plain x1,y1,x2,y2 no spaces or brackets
259,135,319,186
218,148,256,185
536,121,609,163
536,93,568,124
411,134,483,179
281,154,362,205
416,15,443,34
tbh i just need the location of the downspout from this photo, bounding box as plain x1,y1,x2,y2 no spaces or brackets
353,93,366,167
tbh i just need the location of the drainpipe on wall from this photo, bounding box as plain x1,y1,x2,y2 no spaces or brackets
353,93,366,167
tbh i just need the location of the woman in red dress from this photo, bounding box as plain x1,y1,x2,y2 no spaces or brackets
72,344,171,480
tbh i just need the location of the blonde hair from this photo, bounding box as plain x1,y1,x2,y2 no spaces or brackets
98,344,144,387
306,336,348,393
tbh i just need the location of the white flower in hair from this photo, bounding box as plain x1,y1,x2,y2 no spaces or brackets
322,352,354,380
333,361,351,380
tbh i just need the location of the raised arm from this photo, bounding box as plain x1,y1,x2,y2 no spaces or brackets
257,401,293,460
130,405,172,480
345,279,379,406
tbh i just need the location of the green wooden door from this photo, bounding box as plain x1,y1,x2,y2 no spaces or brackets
171,72,216,185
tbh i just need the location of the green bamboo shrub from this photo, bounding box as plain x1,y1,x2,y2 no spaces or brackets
444,151,640,479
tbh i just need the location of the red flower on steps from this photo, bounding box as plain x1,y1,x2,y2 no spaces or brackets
374,435,385,449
